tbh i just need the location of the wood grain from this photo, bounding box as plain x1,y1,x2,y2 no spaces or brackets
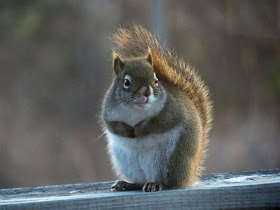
0,169,279,209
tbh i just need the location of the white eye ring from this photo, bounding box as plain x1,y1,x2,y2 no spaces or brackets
123,75,132,89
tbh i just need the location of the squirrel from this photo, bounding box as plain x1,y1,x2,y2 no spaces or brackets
101,25,213,192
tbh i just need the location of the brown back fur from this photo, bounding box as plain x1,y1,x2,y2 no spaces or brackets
112,25,213,144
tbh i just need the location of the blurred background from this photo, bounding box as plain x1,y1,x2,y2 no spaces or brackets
0,0,279,188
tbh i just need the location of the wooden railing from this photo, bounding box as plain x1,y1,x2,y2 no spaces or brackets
0,169,279,209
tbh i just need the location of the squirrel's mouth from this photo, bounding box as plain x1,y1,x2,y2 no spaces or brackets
133,95,157,108
133,96,151,106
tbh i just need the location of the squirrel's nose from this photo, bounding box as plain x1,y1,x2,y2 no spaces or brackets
141,86,152,97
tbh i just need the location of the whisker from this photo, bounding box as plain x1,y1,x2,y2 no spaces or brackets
92,131,106,142
111,94,136,105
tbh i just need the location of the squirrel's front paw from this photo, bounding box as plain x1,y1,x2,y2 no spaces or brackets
111,181,128,191
111,181,142,191
142,182,163,192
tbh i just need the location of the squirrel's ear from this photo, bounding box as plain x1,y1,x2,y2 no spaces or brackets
146,47,153,66
113,51,124,74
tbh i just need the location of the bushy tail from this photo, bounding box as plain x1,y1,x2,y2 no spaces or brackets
112,25,213,140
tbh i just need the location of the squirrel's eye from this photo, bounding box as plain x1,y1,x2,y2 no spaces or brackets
155,79,158,86
154,74,159,86
123,75,132,89
124,79,131,88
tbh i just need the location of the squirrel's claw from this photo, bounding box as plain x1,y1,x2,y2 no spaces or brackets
142,182,163,192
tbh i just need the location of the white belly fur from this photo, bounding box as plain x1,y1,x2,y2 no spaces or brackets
106,125,183,184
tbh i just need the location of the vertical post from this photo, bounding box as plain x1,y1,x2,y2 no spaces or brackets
277,0,280,32
150,0,167,45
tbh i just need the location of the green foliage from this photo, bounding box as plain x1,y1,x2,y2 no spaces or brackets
266,56,280,96
17,7,42,39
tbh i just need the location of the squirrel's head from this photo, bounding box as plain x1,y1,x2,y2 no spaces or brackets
112,49,165,108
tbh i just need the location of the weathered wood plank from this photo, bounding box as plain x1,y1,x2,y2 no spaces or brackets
0,169,279,209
